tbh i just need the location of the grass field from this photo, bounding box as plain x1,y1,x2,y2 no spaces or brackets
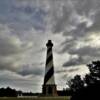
0,96,70,100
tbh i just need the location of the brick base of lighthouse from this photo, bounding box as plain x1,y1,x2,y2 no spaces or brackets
42,85,58,96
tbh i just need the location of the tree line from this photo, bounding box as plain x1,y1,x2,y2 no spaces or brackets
68,60,100,100
0,87,40,97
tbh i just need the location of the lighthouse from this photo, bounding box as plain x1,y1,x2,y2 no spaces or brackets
42,40,57,96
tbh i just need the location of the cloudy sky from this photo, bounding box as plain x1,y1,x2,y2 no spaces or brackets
0,0,100,92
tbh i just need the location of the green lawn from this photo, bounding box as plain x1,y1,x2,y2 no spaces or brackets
0,96,70,100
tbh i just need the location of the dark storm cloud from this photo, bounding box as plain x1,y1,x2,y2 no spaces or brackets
48,0,100,68
63,56,84,67
0,0,47,32
69,46,100,57
51,0,100,35
59,38,76,53
0,35,28,56
18,63,44,76
0,0,47,78
50,0,100,37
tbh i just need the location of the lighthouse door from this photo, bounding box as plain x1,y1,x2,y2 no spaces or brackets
48,86,52,94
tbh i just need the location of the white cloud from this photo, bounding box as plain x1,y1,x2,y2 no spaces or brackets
0,70,43,92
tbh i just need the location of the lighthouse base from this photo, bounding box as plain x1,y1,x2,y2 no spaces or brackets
42,85,58,96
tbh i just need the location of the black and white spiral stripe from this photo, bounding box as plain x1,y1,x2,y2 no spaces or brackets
44,47,55,85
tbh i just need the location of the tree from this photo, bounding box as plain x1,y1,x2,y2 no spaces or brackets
87,60,100,78
69,60,100,100
68,75,84,93
85,60,100,86
0,87,17,97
